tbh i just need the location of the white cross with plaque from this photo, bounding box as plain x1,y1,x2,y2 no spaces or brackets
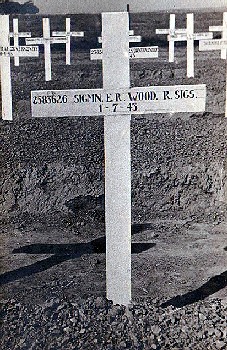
167,13,213,77
26,18,68,81
156,14,187,62
0,15,39,121
10,18,31,66
52,18,84,65
209,12,227,60
31,12,206,306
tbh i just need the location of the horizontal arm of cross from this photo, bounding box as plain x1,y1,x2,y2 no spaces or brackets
156,28,186,35
98,36,141,43
26,37,68,45
52,31,84,37
168,32,213,41
10,32,31,38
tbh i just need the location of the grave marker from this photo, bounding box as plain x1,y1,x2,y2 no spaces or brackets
209,12,227,59
26,18,68,81
52,18,84,65
199,37,227,117
10,18,31,66
0,15,39,120
31,12,206,306
156,14,187,62
167,13,213,77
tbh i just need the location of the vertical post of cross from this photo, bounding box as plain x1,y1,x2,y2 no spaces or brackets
43,18,52,81
0,15,12,120
65,18,71,65
223,12,227,60
187,13,194,78
102,12,131,305
169,14,175,62
13,19,19,66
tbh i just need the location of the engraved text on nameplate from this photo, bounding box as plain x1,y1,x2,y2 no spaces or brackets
0,46,39,57
31,84,206,117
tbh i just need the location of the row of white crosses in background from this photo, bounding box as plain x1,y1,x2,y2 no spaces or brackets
1,13,227,121
0,16,84,120
31,13,206,306
26,18,84,81
2,13,222,81
27,17,84,75
8,17,83,70
156,13,213,77
91,29,159,60
199,12,227,117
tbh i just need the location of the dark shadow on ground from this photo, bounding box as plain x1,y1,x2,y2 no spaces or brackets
161,270,227,308
0,237,155,285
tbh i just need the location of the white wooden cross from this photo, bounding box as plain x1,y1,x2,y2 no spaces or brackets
156,14,187,62
26,18,68,81
209,12,227,59
52,18,84,65
31,12,206,306
9,18,31,66
0,15,39,121
167,13,213,77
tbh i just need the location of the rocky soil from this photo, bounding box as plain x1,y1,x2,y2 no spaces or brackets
1,296,227,349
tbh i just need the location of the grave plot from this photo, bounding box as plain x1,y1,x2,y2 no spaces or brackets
0,11,226,310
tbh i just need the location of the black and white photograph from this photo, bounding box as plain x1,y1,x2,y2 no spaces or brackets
0,0,227,349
